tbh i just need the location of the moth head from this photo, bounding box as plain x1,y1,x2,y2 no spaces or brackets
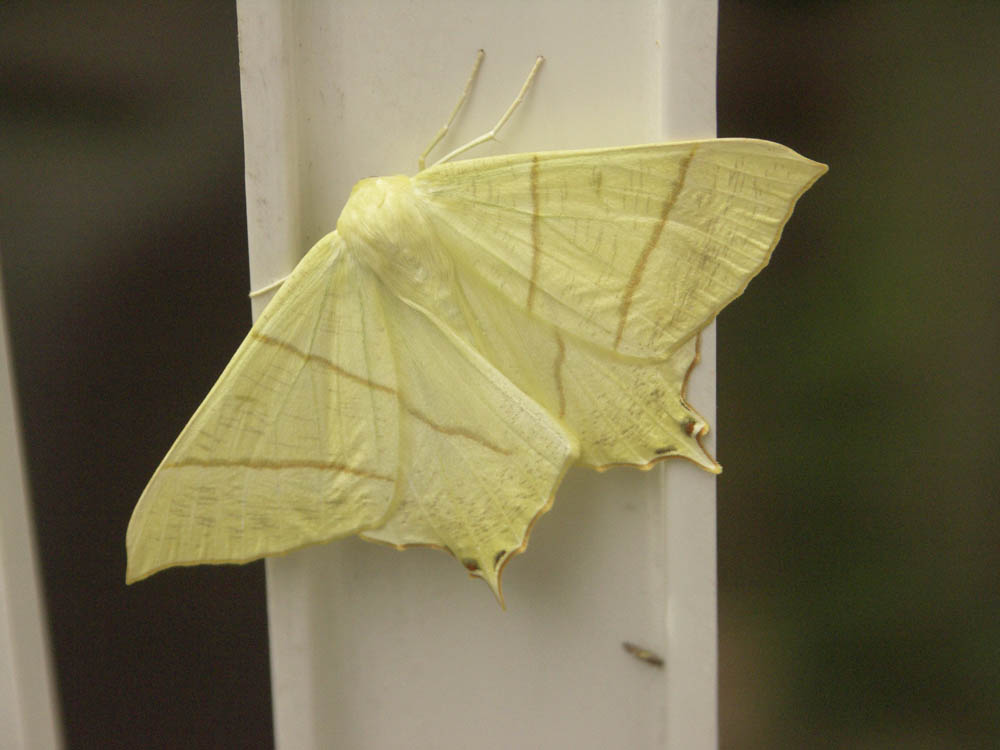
337,175,424,250
338,175,451,292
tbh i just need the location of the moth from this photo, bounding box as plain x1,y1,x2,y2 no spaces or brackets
126,53,826,603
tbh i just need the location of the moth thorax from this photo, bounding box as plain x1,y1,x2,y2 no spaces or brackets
337,175,446,288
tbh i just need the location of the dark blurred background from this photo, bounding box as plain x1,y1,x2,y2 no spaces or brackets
1,2,997,748
1,3,270,748
718,2,999,747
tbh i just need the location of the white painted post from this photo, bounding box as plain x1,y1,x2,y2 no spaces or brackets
237,1,718,747
0,274,63,750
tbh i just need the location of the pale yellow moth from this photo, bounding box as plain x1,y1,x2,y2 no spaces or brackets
126,53,826,604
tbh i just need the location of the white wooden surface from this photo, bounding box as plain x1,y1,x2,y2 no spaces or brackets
237,1,718,747
0,276,63,750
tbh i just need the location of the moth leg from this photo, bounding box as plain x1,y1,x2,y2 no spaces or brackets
431,55,544,167
248,274,289,299
418,49,485,171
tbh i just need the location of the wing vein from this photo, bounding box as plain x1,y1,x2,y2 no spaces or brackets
614,145,698,350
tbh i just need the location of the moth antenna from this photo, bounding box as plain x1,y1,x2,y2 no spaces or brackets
431,55,544,168
419,50,485,171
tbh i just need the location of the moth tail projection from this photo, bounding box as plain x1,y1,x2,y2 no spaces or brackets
587,332,721,476
362,438,575,609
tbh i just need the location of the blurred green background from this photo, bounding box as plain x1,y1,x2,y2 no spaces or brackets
2,1,997,748
718,2,999,747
